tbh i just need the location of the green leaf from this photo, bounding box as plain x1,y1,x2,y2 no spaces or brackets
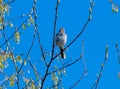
112,4,115,12
23,77,30,84
16,55,22,64
29,16,34,24
27,22,31,27
115,6,119,13
9,22,14,27
14,31,20,44
31,82,36,89
22,24,26,30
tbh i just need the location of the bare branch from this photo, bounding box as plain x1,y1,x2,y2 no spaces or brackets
32,0,47,66
91,45,109,89
40,0,60,89
69,40,88,89
18,33,36,73
69,71,88,89
51,0,94,61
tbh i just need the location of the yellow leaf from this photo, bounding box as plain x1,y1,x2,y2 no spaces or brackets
23,77,30,84
31,82,35,89
0,25,3,30
0,17,4,24
0,0,3,3
10,76,15,87
0,5,3,12
0,56,3,62
24,60,26,66
14,31,20,44
0,62,4,69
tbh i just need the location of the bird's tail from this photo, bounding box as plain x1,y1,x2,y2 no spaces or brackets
60,47,66,59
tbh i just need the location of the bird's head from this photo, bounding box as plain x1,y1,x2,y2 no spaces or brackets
59,28,65,33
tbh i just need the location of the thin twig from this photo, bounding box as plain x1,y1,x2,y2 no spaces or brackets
18,33,36,73
69,71,88,89
116,42,120,64
91,45,108,89
69,40,88,89
109,0,120,8
5,0,15,4
2,26,20,89
0,16,33,48
32,0,47,66
48,56,82,75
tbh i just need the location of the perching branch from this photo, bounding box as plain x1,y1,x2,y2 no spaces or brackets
52,0,94,61
40,0,60,89
51,0,60,59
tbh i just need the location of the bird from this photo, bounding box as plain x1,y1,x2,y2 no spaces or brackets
55,28,67,59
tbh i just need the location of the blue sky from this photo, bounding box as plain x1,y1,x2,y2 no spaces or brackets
0,0,120,89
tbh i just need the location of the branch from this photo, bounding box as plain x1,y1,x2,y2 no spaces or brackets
109,0,120,13
2,26,20,89
51,0,60,59
91,45,109,89
5,0,15,4
48,56,82,75
18,33,36,73
40,0,60,89
69,40,88,89
116,42,120,64
0,14,33,48
69,71,88,89
51,0,94,61
32,0,47,66
40,0,94,88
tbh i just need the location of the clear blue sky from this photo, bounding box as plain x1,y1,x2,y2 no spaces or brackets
1,0,120,89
